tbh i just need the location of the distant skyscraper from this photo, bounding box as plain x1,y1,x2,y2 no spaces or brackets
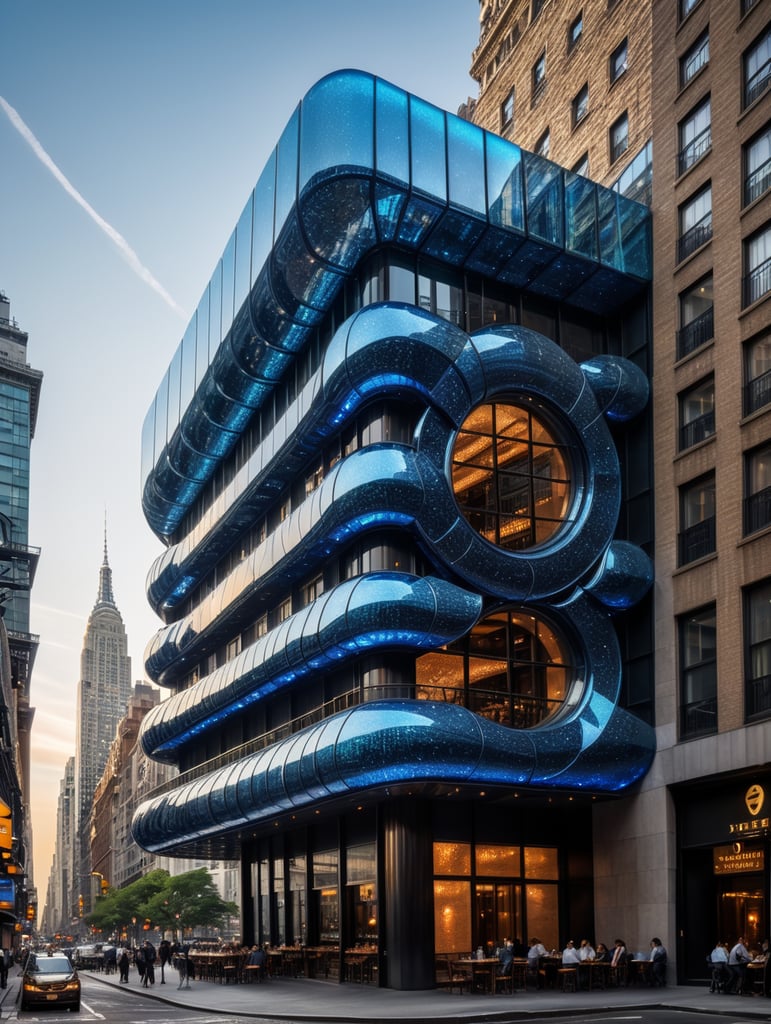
73,533,131,919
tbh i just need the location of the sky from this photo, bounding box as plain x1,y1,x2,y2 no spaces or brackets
1,0,480,910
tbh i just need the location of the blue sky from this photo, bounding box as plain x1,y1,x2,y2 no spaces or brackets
1,0,480,902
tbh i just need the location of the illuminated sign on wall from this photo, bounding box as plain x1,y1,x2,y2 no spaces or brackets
728,784,770,836
714,842,765,875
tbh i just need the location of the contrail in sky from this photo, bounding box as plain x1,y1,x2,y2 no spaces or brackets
0,95,187,320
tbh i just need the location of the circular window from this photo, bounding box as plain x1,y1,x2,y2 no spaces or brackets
416,608,578,729
451,402,572,551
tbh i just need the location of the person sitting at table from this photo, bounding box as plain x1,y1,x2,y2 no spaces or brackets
497,939,514,976
527,937,547,988
562,940,580,965
708,940,728,993
649,937,668,987
727,936,751,994
595,943,612,963
579,939,595,962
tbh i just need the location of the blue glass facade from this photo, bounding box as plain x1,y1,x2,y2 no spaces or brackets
134,72,654,989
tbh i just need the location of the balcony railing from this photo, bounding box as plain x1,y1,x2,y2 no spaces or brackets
745,485,771,534
678,126,711,176
678,213,712,263
680,694,717,738
142,682,562,803
678,515,716,564
745,155,771,206
676,306,713,360
745,58,771,109
743,256,771,307
681,40,709,87
744,367,771,416
679,408,715,449
747,674,771,718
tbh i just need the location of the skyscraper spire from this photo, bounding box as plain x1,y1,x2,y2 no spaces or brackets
96,513,115,608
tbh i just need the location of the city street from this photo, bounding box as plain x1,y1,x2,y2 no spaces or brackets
2,973,771,1024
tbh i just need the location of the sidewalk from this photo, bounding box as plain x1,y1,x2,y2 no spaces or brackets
84,968,771,1023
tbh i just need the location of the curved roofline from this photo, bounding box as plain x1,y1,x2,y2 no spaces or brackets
141,69,651,540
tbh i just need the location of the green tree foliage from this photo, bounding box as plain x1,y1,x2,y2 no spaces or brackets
86,868,237,939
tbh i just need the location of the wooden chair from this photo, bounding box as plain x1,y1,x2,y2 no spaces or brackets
557,966,578,992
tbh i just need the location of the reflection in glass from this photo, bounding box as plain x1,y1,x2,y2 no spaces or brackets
525,883,558,950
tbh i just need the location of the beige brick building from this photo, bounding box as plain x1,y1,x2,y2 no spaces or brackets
470,0,771,983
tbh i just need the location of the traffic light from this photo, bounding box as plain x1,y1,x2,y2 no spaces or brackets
25,905,34,921
100,878,109,894
143,918,151,931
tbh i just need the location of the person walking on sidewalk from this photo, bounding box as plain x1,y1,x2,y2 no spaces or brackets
172,941,191,989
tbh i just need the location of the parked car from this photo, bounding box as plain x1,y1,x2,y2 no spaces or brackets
20,951,80,1012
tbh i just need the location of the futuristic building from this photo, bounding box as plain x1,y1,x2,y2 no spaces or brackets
134,71,654,989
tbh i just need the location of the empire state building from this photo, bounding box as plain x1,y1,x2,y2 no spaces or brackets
73,534,131,915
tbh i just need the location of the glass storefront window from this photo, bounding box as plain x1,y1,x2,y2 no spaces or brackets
434,879,471,954
434,842,471,876
524,847,559,879
273,855,286,945
288,855,307,946
314,850,339,945
525,883,558,950
476,845,520,876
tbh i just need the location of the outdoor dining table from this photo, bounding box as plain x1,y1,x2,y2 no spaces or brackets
586,959,611,989
629,959,653,985
452,957,499,994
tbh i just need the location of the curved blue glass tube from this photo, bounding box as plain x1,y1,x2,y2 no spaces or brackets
146,304,644,623
140,573,483,761
132,699,655,855
141,70,651,539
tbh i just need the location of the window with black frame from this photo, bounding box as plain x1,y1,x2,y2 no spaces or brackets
679,605,717,738
746,580,771,720
678,376,715,450
677,274,713,359
744,443,771,536
743,124,771,207
744,333,771,416
678,472,716,565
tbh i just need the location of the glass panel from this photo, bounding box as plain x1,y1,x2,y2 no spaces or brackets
234,193,253,314
434,879,471,954
195,285,210,389
476,845,520,876
274,855,286,945
525,883,558,951
289,855,307,946
347,842,376,884
221,228,236,333
524,847,558,879
434,842,472,876
525,153,563,246
252,152,277,283
447,115,486,214
410,95,447,199
166,342,182,440
209,261,223,357
375,78,409,184
154,368,169,458
300,70,374,193
486,134,525,233
275,106,300,235
179,315,197,413
141,400,156,482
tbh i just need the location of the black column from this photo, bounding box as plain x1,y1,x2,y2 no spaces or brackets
382,797,434,990
241,844,255,948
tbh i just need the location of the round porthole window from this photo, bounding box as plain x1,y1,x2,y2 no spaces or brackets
451,401,574,551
